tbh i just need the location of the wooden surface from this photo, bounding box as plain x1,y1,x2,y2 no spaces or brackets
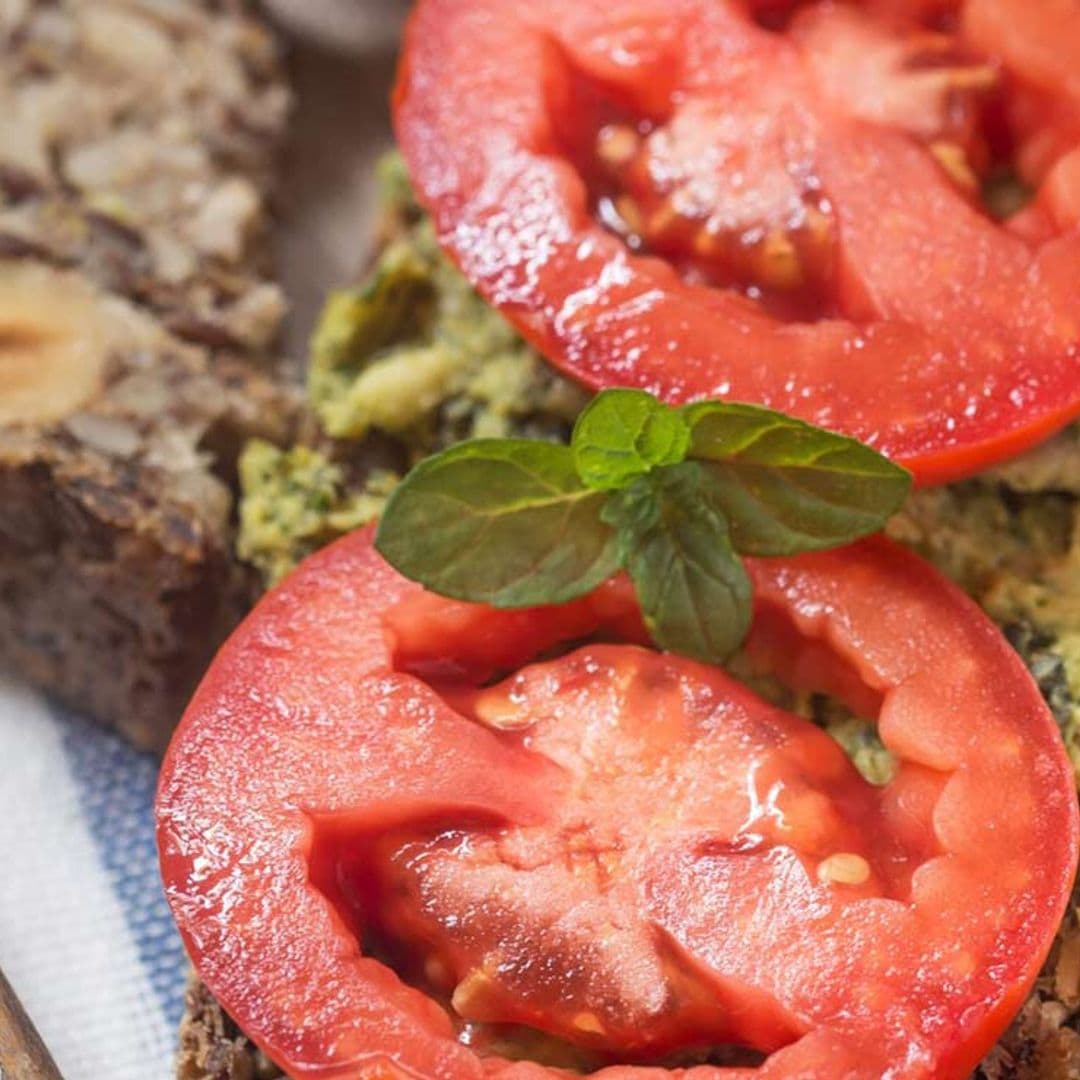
0,968,63,1080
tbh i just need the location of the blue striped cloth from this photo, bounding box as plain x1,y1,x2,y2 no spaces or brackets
0,676,187,1079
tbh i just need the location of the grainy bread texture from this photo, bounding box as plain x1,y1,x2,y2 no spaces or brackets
0,0,296,748
177,977,281,1080
0,0,290,350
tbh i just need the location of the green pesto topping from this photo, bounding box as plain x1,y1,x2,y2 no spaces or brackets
238,156,586,589
236,440,396,586
986,423,1080,494
820,714,895,787
308,154,586,445
374,151,417,221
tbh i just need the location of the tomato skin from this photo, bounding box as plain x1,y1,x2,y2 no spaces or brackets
158,527,1077,1080
393,0,1080,485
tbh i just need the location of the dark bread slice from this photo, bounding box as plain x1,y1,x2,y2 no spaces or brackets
0,0,296,748
0,269,298,749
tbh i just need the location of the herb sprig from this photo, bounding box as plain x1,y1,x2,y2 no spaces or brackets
375,391,911,663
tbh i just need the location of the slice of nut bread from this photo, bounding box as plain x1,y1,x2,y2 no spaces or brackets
0,0,296,749
0,259,299,749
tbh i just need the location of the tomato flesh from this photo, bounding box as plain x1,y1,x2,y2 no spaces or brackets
963,0,1080,182
157,528,1078,1079
393,0,1080,483
376,644,895,1060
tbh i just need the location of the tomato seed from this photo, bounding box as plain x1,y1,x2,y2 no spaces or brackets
572,1011,605,1035
597,125,640,171
817,852,871,886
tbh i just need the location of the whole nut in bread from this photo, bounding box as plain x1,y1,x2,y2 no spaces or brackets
0,261,110,427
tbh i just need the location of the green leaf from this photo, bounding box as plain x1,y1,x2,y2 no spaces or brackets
572,389,690,490
375,440,619,607
682,401,912,556
603,463,752,663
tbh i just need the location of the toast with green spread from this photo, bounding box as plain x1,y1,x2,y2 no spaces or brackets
176,161,1080,1078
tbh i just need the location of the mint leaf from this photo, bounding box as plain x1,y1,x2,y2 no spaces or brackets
603,463,751,663
573,389,690,490
374,393,909,667
375,440,618,606
682,401,911,556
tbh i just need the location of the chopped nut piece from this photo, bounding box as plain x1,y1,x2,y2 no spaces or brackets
78,5,174,74
189,178,262,263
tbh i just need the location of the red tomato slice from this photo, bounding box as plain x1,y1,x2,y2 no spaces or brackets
157,527,1077,1079
963,0,1080,182
393,0,1080,484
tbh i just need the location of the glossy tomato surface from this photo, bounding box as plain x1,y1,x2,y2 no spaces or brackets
157,527,1078,1079
393,0,1080,484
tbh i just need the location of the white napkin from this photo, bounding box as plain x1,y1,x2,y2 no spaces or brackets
0,678,184,1079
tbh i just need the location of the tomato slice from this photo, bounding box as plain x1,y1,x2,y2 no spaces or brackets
392,0,1080,484
963,0,1080,182
157,527,1077,1079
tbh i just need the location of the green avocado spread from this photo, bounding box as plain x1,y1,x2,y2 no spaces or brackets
236,441,396,586
236,153,1080,1077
